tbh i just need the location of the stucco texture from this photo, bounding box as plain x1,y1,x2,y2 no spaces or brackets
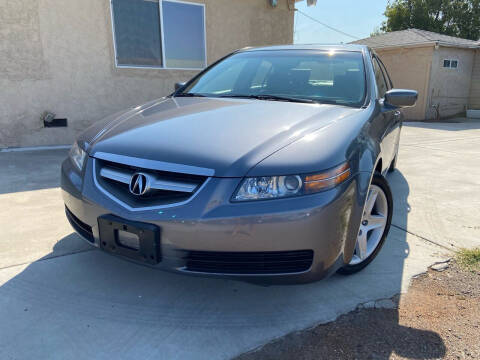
376,46,433,121
427,46,476,118
469,49,480,110
0,0,294,148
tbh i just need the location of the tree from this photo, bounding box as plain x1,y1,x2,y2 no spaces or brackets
370,26,385,37
380,0,480,41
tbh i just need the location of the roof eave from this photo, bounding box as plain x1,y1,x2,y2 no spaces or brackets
368,41,479,51
367,42,437,51
436,41,480,49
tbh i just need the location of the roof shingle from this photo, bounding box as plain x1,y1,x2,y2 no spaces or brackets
351,29,479,49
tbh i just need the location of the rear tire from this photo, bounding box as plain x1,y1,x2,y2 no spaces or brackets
338,172,392,275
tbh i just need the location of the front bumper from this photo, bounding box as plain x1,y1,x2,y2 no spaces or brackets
61,157,369,283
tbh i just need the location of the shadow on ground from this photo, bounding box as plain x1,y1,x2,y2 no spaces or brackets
0,170,446,360
0,149,68,194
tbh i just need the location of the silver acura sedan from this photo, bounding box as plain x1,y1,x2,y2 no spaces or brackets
61,45,417,283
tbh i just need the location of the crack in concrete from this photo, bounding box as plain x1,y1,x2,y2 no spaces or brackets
391,223,455,252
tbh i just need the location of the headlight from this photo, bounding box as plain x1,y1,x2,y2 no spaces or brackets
69,142,87,171
233,162,351,201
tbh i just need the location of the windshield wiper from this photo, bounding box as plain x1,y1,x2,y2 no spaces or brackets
175,92,207,97
312,99,340,105
218,94,315,104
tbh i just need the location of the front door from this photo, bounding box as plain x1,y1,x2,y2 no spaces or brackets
373,55,397,171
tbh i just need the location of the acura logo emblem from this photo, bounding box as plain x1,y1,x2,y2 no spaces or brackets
129,172,149,196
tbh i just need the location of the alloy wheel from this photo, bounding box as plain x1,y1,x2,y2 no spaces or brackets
349,184,388,265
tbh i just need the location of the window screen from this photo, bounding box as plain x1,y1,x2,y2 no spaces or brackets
111,0,206,69
111,0,163,67
162,1,206,69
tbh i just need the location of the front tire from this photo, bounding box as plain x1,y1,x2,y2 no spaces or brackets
338,172,393,275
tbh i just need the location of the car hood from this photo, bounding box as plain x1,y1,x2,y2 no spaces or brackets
84,97,362,177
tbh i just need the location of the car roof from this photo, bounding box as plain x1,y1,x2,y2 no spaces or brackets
239,44,369,53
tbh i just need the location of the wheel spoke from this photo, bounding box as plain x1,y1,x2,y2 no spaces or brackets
349,183,389,266
364,188,378,216
356,229,368,260
367,214,386,230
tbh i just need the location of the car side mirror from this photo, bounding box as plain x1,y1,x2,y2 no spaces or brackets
175,82,186,91
384,89,418,108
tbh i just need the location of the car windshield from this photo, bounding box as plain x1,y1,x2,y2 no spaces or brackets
178,50,367,107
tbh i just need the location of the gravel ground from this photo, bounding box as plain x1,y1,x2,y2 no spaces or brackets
236,261,480,360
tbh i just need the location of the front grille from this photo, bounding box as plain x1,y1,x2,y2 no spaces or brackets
95,159,207,208
183,250,314,274
65,206,94,243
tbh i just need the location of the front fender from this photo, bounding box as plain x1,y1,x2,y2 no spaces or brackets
341,123,382,263
342,171,372,264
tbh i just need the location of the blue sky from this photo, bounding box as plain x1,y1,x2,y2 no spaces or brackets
294,0,389,44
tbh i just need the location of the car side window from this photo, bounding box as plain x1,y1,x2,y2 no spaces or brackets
372,57,388,99
377,58,393,90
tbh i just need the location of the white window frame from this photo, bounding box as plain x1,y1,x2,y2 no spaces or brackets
443,58,459,69
109,0,207,70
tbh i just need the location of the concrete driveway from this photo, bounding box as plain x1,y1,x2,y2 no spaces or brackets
1,122,479,360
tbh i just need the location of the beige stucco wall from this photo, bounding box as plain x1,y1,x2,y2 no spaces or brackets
375,46,434,120
427,46,476,119
0,0,294,148
468,49,480,109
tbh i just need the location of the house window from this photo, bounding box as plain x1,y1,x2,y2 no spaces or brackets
111,0,206,69
443,59,458,69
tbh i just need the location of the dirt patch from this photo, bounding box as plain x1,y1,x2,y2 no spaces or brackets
236,262,480,360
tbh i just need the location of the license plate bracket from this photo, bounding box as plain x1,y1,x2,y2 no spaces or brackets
98,215,160,265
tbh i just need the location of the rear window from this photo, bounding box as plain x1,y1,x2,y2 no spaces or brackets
182,50,366,107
